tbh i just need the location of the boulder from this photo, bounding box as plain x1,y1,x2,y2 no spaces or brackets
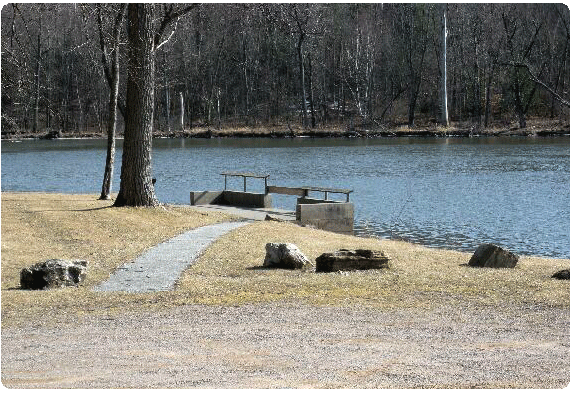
552,269,570,280
20,259,88,290
315,249,390,273
263,243,311,269
468,244,518,268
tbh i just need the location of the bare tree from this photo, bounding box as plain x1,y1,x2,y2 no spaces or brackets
98,4,127,200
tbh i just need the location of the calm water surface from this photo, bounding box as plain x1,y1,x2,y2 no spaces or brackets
2,136,569,258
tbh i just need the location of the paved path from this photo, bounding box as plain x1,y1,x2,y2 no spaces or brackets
94,221,250,293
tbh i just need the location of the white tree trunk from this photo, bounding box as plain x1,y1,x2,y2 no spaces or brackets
439,4,449,127
178,92,184,131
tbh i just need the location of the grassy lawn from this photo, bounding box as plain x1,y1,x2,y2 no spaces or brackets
2,192,569,328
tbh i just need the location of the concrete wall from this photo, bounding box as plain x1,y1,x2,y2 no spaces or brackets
296,202,354,235
190,190,272,208
190,191,224,205
223,191,272,208
296,197,328,205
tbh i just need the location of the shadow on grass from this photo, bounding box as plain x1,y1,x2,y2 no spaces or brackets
246,266,273,271
24,205,114,213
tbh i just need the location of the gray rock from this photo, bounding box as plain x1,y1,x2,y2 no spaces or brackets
315,249,390,273
264,214,284,222
468,244,518,268
263,243,311,270
20,259,88,290
552,269,570,280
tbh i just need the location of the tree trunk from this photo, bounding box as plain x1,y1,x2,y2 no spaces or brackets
99,4,126,200
513,70,527,128
439,3,449,127
484,63,494,128
308,55,316,128
297,33,309,127
408,84,418,127
114,4,158,207
163,52,171,133
99,43,120,200
178,92,184,131
33,29,41,134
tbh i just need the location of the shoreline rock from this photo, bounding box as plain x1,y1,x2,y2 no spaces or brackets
468,244,518,269
552,269,570,280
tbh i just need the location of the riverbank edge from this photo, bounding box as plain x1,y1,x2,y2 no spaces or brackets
3,122,569,140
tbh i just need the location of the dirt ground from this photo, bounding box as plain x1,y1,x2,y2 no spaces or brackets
1,302,569,389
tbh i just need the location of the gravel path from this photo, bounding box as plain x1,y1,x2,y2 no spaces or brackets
2,302,568,388
93,221,251,293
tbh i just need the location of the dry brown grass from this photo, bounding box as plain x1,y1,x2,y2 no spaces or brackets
180,221,570,309
1,192,569,329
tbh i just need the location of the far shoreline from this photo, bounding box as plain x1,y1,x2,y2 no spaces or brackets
2,118,569,140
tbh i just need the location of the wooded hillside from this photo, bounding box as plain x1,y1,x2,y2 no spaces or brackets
1,3,569,137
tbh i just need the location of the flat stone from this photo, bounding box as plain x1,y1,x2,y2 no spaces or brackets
468,244,518,268
315,249,390,273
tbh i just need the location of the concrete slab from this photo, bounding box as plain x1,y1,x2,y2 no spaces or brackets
189,204,297,222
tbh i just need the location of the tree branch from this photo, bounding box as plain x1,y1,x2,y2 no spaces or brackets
503,61,570,108
154,4,199,50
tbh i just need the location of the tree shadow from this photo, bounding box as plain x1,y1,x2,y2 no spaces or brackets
71,205,114,212
28,205,114,213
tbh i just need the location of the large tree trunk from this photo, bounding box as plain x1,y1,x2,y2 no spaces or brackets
114,4,158,207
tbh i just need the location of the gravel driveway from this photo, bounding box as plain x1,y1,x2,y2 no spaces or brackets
2,302,568,388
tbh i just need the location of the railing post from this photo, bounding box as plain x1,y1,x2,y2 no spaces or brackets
243,176,247,192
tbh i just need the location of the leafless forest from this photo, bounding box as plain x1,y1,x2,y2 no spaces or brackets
1,3,569,137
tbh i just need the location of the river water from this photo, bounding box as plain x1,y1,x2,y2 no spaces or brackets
1,136,569,259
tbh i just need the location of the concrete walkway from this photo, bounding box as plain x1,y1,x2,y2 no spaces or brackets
94,221,250,293
189,204,296,221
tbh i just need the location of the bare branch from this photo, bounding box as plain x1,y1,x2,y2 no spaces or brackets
154,4,199,50
503,62,570,108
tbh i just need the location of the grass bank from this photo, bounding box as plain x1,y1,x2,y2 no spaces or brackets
1,192,569,328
